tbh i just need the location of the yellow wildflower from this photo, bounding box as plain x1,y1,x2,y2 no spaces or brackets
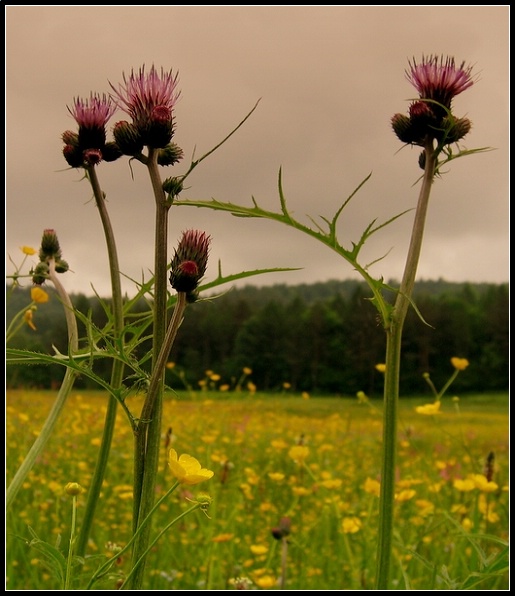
471,474,498,492
168,449,214,485
283,382,291,389
396,489,416,502
24,309,37,331
268,472,285,482
211,533,234,543
302,391,310,400
21,246,37,255
461,517,474,531
319,478,342,490
243,367,252,375
288,445,309,464
342,516,362,534
451,357,469,371
292,486,311,497
250,545,268,556
254,575,276,589
363,477,381,497
375,363,386,373
415,401,441,415
30,287,49,304
453,478,475,492
166,362,176,369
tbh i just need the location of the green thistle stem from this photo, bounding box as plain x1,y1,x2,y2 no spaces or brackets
75,166,125,557
375,140,436,589
64,494,79,590
130,149,171,589
6,260,79,509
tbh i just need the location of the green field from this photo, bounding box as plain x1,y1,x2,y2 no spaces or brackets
6,390,509,590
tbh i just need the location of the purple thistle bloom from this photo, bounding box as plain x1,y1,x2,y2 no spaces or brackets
68,93,117,129
64,93,117,167
110,65,180,148
406,55,475,110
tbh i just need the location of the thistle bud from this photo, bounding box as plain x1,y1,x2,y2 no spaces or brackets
39,229,62,261
271,516,291,540
102,141,123,162
32,261,49,285
54,259,69,274
113,120,144,156
169,230,211,294
391,113,418,145
62,130,79,146
438,116,472,144
83,148,103,166
63,144,85,168
162,176,184,200
158,143,184,166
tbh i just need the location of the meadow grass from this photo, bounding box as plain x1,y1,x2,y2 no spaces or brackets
6,389,509,590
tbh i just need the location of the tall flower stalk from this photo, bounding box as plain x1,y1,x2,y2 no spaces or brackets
376,54,477,589
110,65,183,587
62,93,126,556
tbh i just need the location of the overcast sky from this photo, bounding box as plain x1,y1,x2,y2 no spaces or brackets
5,6,509,298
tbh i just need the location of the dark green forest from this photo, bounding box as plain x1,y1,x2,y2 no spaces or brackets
6,279,508,396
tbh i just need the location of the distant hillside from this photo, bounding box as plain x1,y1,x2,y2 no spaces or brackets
6,279,509,395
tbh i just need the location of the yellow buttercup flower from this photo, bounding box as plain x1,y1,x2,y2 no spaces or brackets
288,445,309,463
375,363,386,373
168,449,214,485
30,287,49,304
21,246,37,255
363,477,381,497
415,401,441,415
471,474,498,492
453,478,475,492
451,357,469,371
342,516,362,534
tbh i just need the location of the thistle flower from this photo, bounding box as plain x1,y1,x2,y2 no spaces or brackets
110,65,180,148
392,55,475,147
64,93,118,167
169,229,211,295
406,55,475,111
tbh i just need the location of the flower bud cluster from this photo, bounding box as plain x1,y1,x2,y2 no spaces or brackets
31,229,69,285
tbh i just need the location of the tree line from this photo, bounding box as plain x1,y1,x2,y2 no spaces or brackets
6,279,508,396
